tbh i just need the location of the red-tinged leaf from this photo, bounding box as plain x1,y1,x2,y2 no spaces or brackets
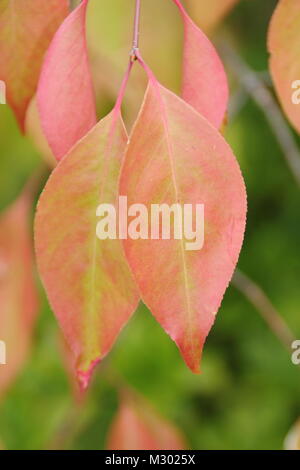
172,0,228,128
34,110,139,389
186,0,239,33
37,0,97,161
107,390,186,450
120,79,247,373
268,0,300,134
0,192,38,397
0,0,69,130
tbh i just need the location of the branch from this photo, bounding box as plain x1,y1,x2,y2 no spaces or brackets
221,41,300,187
232,269,295,351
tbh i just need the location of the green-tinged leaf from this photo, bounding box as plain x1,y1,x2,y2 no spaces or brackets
35,111,139,389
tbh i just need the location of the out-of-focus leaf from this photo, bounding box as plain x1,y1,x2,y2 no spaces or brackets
172,0,228,128
0,0,69,129
120,78,247,373
186,0,239,33
0,191,38,397
285,419,300,450
0,106,41,211
268,0,300,134
35,111,139,389
107,389,186,450
37,0,97,161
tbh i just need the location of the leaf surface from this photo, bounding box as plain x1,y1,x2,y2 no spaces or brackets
120,79,247,372
37,0,97,161
172,0,228,128
268,0,300,134
0,0,69,129
35,110,139,388
0,192,38,397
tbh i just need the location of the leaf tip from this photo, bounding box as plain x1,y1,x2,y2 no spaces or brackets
76,357,101,391
177,341,203,375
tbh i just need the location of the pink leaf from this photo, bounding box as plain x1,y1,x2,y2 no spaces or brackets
0,0,69,130
268,0,300,134
35,109,139,389
37,0,97,161
172,0,229,128
120,75,247,373
107,389,187,450
0,192,39,397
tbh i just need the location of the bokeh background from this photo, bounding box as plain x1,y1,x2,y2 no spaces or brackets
0,0,299,450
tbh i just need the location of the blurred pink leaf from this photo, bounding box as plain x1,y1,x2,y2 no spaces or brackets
35,110,139,389
0,0,69,129
285,418,300,450
107,390,187,450
268,0,300,134
0,192,39,397
120,75,247,373
172,0,228,128
37,0,97,161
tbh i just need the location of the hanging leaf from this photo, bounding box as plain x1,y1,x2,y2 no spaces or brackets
107,389,186,450
120,79,247,373
0,191,38,397
0,0,69,130
35,110,139,389
37,0,97,161
186,0,239,33
172,0,228,128
268,0,300,134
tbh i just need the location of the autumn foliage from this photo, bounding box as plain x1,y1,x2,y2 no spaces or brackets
0,0,299,451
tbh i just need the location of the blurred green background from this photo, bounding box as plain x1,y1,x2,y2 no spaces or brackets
0,0,299,450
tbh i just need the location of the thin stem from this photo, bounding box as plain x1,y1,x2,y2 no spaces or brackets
112,0,143,113
131,0,141,60
232,269,295,351
220,40,300,187
113,60,134,114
